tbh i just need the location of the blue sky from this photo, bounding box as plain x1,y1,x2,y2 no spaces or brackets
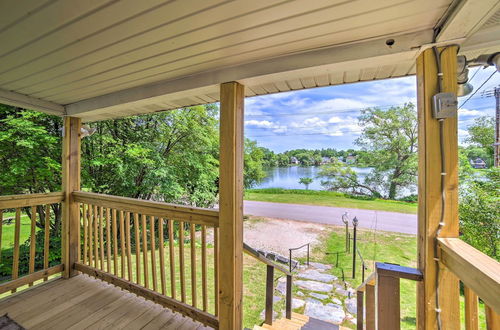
244,67,499,153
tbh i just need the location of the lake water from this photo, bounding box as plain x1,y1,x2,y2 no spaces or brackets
254,166,416,197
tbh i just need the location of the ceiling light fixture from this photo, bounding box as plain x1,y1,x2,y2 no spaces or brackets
80,125,96,138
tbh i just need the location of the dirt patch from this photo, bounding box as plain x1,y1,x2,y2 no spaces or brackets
243,216,328,257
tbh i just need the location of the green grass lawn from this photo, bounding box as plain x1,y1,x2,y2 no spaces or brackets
0,211,36,252
307,227,485,329
245,189,418,214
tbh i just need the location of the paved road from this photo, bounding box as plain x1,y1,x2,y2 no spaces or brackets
244,201,417,234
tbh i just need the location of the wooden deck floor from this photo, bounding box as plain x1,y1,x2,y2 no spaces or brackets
0,275,212,329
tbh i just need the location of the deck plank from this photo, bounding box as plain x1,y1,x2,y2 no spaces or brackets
0,275,210,329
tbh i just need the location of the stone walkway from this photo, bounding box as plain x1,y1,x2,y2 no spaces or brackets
267,262,357,327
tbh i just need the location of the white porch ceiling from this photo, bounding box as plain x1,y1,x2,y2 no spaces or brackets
0,0,499,121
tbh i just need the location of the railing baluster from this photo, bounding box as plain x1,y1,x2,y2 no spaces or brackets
286,274,292,319
28,205,36,286
366,283,376,330
158,217,166,295
93,205,99,269
485,305,500,330
43,205,50,281
112,209,118,275
168,219,176,299
464,286,479,330
0,210,3,263
201,225,208,312
126,212,133,281
214,227,219,316
357,290,364,330
190,223,197,308
265,265,274,325
12,208,21,293
141,214,149,288
82,204,88,265
134,213,141,284
150,216,157,291
119,210,126,278
377,273,400,330
99,206,105,270
105,208,111,274
88,204,94,268
179,221,186,303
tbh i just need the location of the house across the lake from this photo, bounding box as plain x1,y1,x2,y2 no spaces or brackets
290,156,299,165
470,157,487,169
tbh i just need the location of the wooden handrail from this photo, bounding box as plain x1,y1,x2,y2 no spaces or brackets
73,191,219,226
356,272,376,292
356,263,423,330
438,238,500,314
243,243,293,325
243,243,291,276
0,192,64,209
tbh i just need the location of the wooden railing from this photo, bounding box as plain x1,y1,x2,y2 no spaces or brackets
243,242,293,326
72,191,220,328
0,192,65,294
438,238,500,329
356,263,423,330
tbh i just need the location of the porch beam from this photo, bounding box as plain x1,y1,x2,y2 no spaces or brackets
0,88,65,115
416,46,460,329
218,81,245,330
436,0,500,43
62,116,81,278
65,30,432,118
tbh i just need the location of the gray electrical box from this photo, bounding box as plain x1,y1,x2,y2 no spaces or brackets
432,92,458,118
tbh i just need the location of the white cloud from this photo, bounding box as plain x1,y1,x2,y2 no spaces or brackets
458,108,481,117
245,120,275,128
328,116,343,123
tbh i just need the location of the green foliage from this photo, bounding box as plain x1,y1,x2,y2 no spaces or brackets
244,139,266,188
459,168,500,259
318,158,382,197
0,230,61,277
298,177,313,189
461,116,495,167
0,105,62,195
354,103,418,199
81,105,220,207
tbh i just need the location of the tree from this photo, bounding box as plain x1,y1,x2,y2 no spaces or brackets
355,103,418,199
298,177,313,190
244,139,266,188
0,106,63,231
465,116,495,167
459,167,499,259
319,159,381,197
82,105,220,207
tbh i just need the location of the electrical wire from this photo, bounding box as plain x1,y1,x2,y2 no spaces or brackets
459,71,497,109
432,44,447,330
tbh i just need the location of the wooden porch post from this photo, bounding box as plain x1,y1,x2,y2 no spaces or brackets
219,81,245,329
416,46,460,329
62,116,81,278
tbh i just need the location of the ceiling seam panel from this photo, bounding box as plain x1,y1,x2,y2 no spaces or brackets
34,6,446,103
3,0,438,92
4,0,353,91
0,0,230,83
0,0,119,58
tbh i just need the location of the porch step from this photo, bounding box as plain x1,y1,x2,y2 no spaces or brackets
253,313,343,330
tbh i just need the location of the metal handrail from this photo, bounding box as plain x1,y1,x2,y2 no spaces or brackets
288,243,310,272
